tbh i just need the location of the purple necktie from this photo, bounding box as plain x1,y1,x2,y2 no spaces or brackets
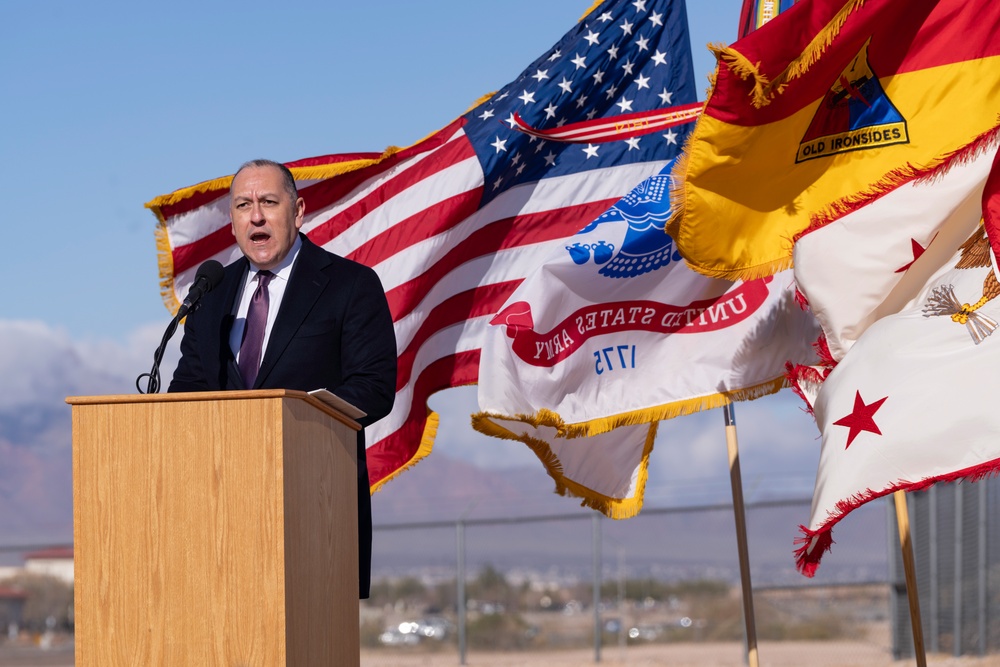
239,270,274,388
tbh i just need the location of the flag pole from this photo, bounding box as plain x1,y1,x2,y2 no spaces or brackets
893,490,927,667
723,402,759,667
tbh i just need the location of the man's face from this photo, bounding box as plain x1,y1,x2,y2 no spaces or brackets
230,165,305,270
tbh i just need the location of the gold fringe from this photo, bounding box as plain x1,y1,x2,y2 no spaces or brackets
580,0,604,21
809,129,1000,235
469,377,790,517
715,0,867,108
664,133,694,241
669,202,797,280
666,47,717,262
685,255,794,282
710,43,759,81
712,44,771,107
464,92,496,116
144,174,234,210
289,151,403,181
702,43,723,106
154,214,181,315
782,0,866,81
798,125,1000,245
705,72,717,100
469,413,655,519
470,414,565,474
369,410,439,494
564,376,786,438
144,150,404,211
472,376,787,442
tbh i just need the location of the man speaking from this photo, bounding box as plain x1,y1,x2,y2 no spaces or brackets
169,159,397,599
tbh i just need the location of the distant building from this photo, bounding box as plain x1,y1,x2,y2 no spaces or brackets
0,587,27,634
24,548,74,585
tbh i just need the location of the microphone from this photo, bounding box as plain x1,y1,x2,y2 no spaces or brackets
136,259,225,394
176,260,225,319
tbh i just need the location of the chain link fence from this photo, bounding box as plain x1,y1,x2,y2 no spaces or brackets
363,496,903,665
891,478,1000,659
7,486,998,665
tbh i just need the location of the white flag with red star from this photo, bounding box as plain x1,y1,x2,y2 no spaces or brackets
791,142,1000,576
797,252,1000,575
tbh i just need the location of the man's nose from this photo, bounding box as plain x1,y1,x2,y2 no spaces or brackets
250,201,266,223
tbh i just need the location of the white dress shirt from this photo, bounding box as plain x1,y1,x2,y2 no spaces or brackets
229,235,303,366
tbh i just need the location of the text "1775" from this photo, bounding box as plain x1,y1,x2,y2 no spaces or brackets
594,345,636,375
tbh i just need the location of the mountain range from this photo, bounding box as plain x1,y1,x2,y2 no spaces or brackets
0,319,887,585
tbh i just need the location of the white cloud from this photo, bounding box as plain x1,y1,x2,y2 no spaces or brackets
0,318,181,409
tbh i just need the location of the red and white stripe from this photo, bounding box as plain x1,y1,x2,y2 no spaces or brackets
512,103,702,144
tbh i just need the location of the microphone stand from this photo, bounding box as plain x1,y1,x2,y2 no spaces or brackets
135,259,224,394
136,312,182,394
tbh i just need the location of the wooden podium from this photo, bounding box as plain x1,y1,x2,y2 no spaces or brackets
67,390,361,666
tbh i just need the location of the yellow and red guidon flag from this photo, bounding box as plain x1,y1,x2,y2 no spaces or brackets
667,0,1000,281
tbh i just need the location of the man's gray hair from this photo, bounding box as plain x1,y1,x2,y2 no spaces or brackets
232,159,298,199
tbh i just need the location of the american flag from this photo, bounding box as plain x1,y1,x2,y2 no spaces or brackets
145,0,697,491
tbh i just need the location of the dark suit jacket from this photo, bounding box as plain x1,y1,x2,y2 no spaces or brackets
169,235,397,598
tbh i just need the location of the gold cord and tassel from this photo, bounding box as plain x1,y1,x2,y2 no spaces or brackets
923,272,1000,344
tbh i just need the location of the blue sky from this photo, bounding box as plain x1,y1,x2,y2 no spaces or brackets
1,1,829,507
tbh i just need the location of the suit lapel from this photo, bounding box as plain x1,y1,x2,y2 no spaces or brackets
254,238,331,388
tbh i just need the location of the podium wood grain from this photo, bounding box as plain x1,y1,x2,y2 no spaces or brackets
69,390,360,666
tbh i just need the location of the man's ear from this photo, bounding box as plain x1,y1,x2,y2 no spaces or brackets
295,197,306,229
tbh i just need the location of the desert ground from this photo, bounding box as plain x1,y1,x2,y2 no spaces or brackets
359,644,999,667
3,641,998,666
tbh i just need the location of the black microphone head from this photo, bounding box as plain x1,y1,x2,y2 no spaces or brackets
178,259,226,317
195,259,225,292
